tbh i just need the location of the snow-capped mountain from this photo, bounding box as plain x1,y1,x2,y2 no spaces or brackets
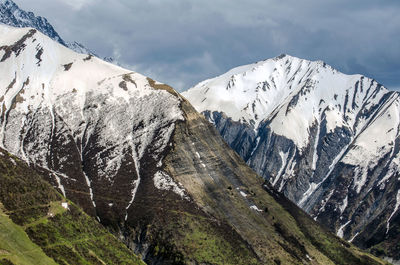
183,54,400,260
0,23,184,221
0,24,386,264
0,0,92,54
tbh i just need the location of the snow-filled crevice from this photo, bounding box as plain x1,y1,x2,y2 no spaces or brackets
272,150,289,186
299,143,350,207
337,220,351,238
315,189,335,220
53,173,66,197
311,121,320,171
125,148,141,221
278,150,296,192
386,189,400,234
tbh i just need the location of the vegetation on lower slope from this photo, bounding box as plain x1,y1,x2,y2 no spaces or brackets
136,209,259,264
0,149,144,265
267,184,387,265
0,204,56,265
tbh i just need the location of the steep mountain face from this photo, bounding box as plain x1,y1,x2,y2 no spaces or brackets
183,54,400,261
0,0,92,54
0,25,388,264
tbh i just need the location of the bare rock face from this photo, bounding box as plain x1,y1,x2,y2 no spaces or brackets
0,25,388,264
184,54,400,260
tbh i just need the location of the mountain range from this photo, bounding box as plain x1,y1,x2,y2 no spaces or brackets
0,17,391,265
0,0,396,264
183,54,400,262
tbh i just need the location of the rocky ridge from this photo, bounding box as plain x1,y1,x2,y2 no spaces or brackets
0,0,93,55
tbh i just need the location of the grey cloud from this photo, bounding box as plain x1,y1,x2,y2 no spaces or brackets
15,0,400,91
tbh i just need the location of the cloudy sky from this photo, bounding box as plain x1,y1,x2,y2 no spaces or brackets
15,0,400,92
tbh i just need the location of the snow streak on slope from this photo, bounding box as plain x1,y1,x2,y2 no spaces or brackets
0,24,184,219
386,190,400,234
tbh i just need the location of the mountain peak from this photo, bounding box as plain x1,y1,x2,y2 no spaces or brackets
183,55,370,132
0,0,65,45
274,53,288,60
0,0,95,55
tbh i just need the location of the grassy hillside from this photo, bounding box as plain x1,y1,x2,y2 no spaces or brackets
0,203,57,265
0,149,144,265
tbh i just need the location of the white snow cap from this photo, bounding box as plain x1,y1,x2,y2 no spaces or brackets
0,24,185,217
183,54,388,150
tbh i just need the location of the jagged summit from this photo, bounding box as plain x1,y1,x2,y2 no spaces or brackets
183,54,379,148
0,0,65,44
0,0,93,54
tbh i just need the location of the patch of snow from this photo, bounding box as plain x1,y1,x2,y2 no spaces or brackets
386,189,400,234
9,157,16,166
240,191,247,197
250,136,260,156
272,150,289,186
337,220,351,238
156,159,163,168
153,170,188,200
53,173,66,197
339,195,348,214
250,205,263,212
312,121,320,171
349,232,359,243
299,182,319,207
317,189,335,216
125,150,141,221
83,171,96,208
277,150,296,192
384,257,400,265
194,151,207,168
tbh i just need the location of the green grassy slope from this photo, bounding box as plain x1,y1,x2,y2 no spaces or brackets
0,150,144,265
0,204,57,265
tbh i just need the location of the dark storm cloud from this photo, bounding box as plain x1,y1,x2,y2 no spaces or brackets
15,0,400,91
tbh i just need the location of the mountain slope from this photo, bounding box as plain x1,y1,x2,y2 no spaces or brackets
183,54,400,261
0,148,144,265
0,0,92,54
0,25,388,264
